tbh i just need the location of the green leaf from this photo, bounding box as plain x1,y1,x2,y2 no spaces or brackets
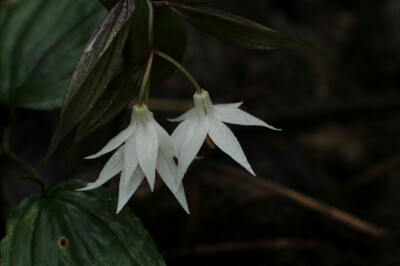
170,4,322,53
0,180,166,265
44,0,135,162
66,61,146,166
75,60,147,141
0,0,105,109
125,0,186,82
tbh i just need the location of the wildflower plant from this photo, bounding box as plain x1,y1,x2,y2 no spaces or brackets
0,0,320,264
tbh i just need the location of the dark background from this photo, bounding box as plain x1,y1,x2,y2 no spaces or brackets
1,0,399,265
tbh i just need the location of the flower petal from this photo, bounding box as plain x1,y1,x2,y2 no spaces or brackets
124,135,139,182
168,108,195,122
175,184,190,214
116,166,145,214
208,120,255,175
214,106,280,130
172,116,208,183
77,146,124,191
153,120,177,157
214,102,243,109
85,125,135,159
136,122,158,191
171,118,193,149
156,150,189,213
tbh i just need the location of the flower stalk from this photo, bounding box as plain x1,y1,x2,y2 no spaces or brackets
154,50,203,94
138,52,154,106
146,0,154,48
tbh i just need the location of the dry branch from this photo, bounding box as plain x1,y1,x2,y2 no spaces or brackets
207,163,387,238
162,239,317,258
349,154,400,186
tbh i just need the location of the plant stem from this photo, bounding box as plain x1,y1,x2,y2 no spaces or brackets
1,124,45,194
138,52,154,105
154,50,203,94
146,0,154,48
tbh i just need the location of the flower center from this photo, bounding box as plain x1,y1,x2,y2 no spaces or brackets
193,89,213,116
133,104,151,122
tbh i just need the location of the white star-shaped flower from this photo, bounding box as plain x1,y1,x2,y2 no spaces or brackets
78,104,189,214
170,89,280,184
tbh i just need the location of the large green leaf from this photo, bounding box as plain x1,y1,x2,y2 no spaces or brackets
0,0,105,109
44,0,135,162
0,180,166,265
170,4,322,53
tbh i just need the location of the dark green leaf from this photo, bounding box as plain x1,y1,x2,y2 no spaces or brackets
44,0,135,162
75,60,147,141
0,0,105,109
0,180,166,265
170,4,322,53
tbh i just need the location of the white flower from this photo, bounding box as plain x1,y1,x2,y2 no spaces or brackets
77,104,189,214
170,89,280,185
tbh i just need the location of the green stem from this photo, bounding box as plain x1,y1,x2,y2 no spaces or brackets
154,50,203,94
1,124,45,194
144,81,150,104
138,52,154,105
146,0,154,48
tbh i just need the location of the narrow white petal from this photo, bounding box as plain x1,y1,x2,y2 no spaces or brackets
168,108,195,122
171,118,193,150
156,150,189,213
208,120,256,175
175,184,190,214
214,106,280,131
77,146,124,191
172,116,208,183
136,122,158,191
85,126,135,159
153,120,177,157
116,167,145,213
124,136,138,182
214,102,243,109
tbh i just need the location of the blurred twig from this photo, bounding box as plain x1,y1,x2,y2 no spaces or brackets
206,163,387,238
348,154,400,186
162,238,317,258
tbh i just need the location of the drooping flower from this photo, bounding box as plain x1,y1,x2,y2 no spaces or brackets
170,89,280,184
77,104,189,214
